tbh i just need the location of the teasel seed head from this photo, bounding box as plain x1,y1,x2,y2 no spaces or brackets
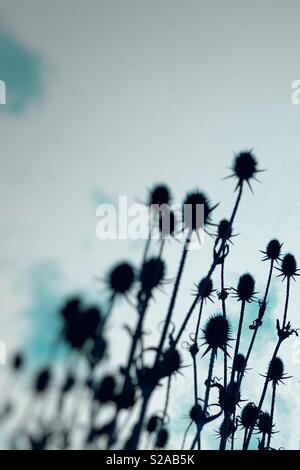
202,314,231,355
235,273,256,302
109,262,135,295
233,353,246,375
277,253,299,280
240,402,259,429
149,184,171,207
261,239,282,262
267,357,290,385
182,191,216,231
257,412,273,436
140,258,165,294
189,404,205,424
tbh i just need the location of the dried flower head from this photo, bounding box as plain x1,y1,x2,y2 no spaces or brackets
257,412,273,436
109,262,135,295
149,184,171,207
229,150,261,191
277,253,299,280
233,353,246,375
189,404,205,424
202,314,231,354
183,191,216,231
261,239,282,262
267,357,290,385
218,418,236,441
140,258,165,294
217,219,233,242
194,277,214,302
159,348,182,378
240,402,259,429
234,273,256,302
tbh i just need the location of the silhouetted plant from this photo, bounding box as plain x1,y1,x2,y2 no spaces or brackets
6,151,300,451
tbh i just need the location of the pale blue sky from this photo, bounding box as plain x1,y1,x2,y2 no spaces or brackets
1,0,300,449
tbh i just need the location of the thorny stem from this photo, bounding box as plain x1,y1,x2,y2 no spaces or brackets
242,427,248,449
244,338,282,449
192,355,200,450
220,299,245,451
267,381,276,449
245,276,291,449
220,254,228,390
195,298,204,341
141,209,153,265
220,259,275,450
229,184,243,225
162,375,172,424
230,300,246,383
128,183,245,450
155,231,192,364
282,276,291,330
191,348,216,450
239,260,274,385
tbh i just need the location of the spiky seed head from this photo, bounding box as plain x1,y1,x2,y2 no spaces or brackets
109,262,135,294
236,273,255,302
189,404,205,424
280,253,297,279
233,353,246,374
140,258,165,293
264,239,282,261
240,402,259,429
267,357,285,384
233,151,258,182
203,314,231,352
149,185,171,207
257,412,272,436
218,219,233,241
197,277,214,299
160,348,181,378
183,191,213,231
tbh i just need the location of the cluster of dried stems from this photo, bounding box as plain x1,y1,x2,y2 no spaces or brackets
3,151,299,450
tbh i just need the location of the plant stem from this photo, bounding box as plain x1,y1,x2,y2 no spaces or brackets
244,338,281,449
192,355,200,450
155,231,192,363
267,381,276,449
162,375,172,424
230,184,243,225
282,276,291,330
220,255,228,390
190,348,216,450
127,182,245,451
231,300,246,383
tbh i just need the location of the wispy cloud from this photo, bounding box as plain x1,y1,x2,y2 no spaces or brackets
0,29,44,114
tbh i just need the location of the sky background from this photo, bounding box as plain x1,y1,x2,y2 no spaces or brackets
1,0,300,449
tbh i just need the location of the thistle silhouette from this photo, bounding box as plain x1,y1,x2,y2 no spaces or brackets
5,150,300,452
